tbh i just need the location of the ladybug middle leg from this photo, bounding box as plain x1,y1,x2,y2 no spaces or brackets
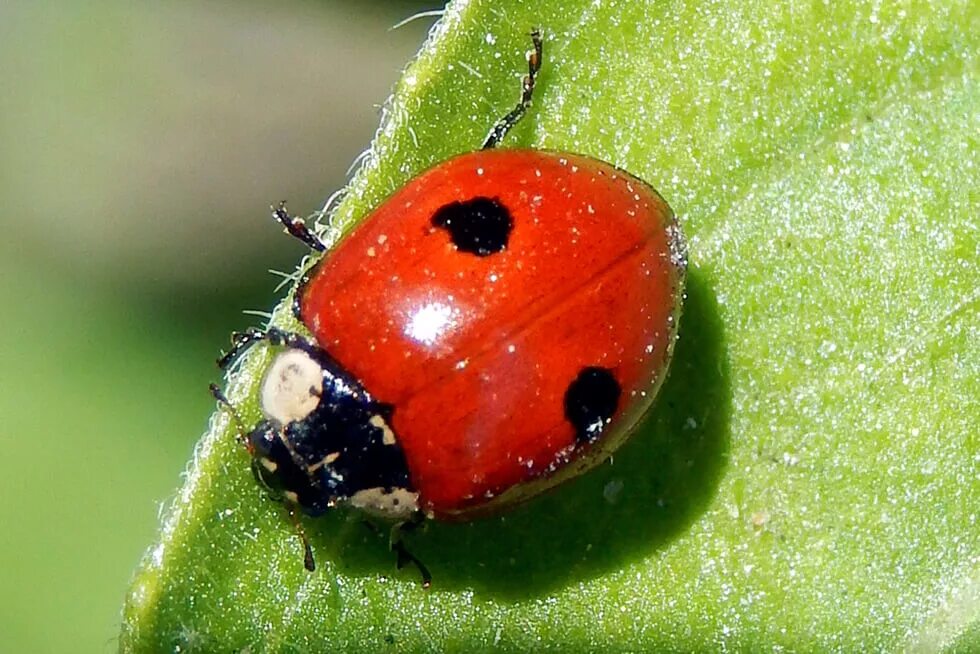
271,200,326,252
482,28,543,150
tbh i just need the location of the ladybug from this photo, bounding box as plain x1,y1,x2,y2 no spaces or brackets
212,29,686,585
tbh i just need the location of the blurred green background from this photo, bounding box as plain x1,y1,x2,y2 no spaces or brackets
0,1,436,650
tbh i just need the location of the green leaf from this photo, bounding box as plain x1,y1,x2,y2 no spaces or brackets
122,0,979,650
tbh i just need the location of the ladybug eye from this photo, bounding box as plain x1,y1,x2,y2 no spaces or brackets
260,349,324,425
431,196,513,256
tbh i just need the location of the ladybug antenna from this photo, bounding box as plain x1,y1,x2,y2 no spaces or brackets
209,383,251,449
286,505,316,571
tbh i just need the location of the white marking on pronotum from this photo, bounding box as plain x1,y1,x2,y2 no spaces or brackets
369,415,396,445
348,487,420,520
260,349,323,425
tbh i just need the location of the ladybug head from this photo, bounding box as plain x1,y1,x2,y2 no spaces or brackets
212,336,419,522
244,418,334,516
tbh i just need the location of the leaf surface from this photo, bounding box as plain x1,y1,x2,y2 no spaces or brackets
122,0,979,650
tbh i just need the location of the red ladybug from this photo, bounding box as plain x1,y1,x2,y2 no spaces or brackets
212,29,686,585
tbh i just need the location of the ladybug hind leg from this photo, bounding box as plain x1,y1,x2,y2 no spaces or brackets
482,28,543,149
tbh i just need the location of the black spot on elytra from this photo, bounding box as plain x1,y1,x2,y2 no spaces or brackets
564,367,622,444
431,197,512,256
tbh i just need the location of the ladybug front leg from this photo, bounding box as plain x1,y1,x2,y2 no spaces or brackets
216,326,318,370
482,28,543,149
271,200,326,252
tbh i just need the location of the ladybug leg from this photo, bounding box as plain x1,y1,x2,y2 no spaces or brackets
271,201,326,252
392,540,431,588
216,326,318,370
285,504,317,571
217,328,268,369
482,28,543,149
361,514,432,587
390,511,431,588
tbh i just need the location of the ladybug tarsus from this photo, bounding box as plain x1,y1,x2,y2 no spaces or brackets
393,540,432,588
481,28,543,150
272,200,326,252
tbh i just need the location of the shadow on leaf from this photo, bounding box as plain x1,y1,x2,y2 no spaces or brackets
312,267,730,599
